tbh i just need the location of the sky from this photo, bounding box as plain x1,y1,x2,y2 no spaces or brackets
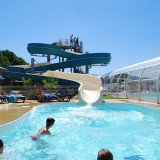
0,0,160,76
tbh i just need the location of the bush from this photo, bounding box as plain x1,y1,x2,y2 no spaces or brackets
42,77,58,93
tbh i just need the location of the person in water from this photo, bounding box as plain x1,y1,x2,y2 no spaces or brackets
97,148,113,160
0,139,4,154
31,118,55,141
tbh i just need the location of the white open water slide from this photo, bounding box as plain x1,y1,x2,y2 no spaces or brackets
43,71,103,106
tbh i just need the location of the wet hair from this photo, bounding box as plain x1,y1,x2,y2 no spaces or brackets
97,149,113,160
0,139,3,148
46,118,55,127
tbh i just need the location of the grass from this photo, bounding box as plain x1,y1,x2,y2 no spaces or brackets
103,95,127,99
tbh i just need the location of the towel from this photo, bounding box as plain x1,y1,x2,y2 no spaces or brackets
44,94,54,102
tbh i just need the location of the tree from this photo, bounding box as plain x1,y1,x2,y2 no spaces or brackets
22,77,33,86
21,77,36,99
0,50,28,66
0,55,10,66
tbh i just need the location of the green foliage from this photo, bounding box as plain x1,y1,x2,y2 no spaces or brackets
22,77,33,86
103,95,127,99
42,77,58,93
119,79,124,84
0,55,10,66
21,77,36,99
0,50,28,66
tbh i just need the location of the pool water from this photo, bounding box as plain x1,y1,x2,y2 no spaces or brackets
131,93,160,100
140,93,159,99
0,102,160,160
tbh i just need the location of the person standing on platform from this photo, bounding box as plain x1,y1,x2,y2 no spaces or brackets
76,37,79,51
70,35,73,47
73,37,76,51
66,39,68,46
80,41,83,53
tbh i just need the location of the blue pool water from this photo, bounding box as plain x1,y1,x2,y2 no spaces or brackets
0,102,160,160
140,93,158,99
132,93,159,100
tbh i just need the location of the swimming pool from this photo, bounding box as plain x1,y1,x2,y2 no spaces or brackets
0,102,160,160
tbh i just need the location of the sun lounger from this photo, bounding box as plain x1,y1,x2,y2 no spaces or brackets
55,88,73,102
14,95,25,103
0,96,9,103
34,87,62,102
62,93,73,102
6,94,25,103
44,87,64,102
45,87,72,102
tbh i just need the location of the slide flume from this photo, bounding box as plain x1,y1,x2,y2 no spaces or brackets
43,71,103,106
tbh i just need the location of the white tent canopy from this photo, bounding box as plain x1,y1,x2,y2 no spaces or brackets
102,57,160,77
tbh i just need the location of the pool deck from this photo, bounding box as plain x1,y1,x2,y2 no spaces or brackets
0,100,39,125
104,99,160,108
0,98,160,125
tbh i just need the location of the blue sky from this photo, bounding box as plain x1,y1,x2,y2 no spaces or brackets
0,0,160,76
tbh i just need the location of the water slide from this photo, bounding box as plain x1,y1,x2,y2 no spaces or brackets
27,53,110,72
26,43,111,72
0,42,111,105
28,43,83,58
43,71,103,106
3,43,111,73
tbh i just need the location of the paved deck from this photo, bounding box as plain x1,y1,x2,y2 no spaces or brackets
104,99,160,108
0,100,39,125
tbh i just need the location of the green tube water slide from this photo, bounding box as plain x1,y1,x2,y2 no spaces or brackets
0,42,111,84
27,43,111,72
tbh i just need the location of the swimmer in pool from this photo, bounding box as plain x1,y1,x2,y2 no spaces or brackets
31,117,64,141
31,118,55,141
0,139,4,154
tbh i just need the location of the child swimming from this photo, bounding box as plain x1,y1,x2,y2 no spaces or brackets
31,118,55,141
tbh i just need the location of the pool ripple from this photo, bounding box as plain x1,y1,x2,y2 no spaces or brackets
0,102,160,159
